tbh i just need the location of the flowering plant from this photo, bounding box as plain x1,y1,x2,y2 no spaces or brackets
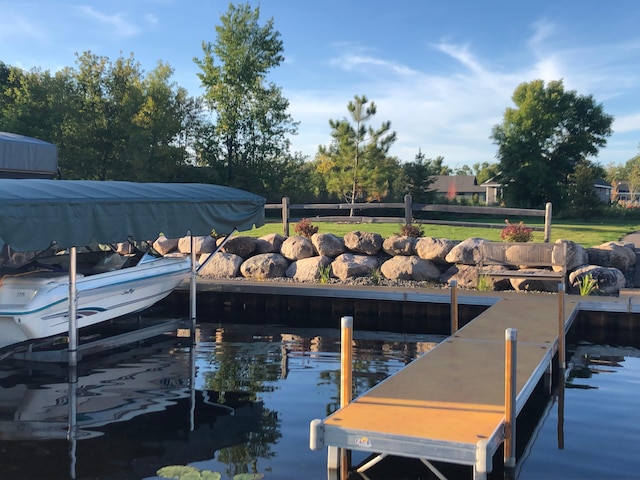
500,220,533,242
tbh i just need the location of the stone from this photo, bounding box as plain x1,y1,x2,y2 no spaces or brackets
444,237,487,265
344,231,383,255
439,264,479,288
153,236,179,255
220,236,258,258
586,242,636,273
380,255,440,281
312,233,346,258
382,235,415,256
331,253,378,280
569,264,626,295
509,272,564,293
285,255,332,281
254,233,286,254
556,239,589,271
197,252,243,278
280,235,316,261
415,237,457,264
240,253,289,279
477,265,514,291
178,235,216,254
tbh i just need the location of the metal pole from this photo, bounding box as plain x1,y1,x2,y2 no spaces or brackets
504,328,517,469
450,280,459,334
189,233,197,333
340,315,353,478
544,202,552,243
558,283,565,370
68,246,78,367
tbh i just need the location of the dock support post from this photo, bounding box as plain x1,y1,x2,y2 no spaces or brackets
189,233,197,337
450,280,459,333
544,202,552,242
68,246,78,368
339,315,353,478
504,328,517,469
474,438,490,480
558,283,565,370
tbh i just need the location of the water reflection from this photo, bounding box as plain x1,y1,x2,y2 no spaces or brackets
0,323,441,479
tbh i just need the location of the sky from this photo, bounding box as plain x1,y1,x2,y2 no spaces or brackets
2,0,640,170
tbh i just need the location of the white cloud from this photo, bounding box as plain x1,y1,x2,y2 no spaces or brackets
75,5,140,38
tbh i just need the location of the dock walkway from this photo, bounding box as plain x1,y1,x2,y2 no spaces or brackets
310,292,581,479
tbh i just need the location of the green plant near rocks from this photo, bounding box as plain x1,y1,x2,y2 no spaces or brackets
476,275,493,291
370,267,383,285
578,273,598,296
318,264,331,284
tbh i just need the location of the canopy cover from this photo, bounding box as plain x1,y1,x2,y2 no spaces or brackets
0,180,265,251
0,132,58,179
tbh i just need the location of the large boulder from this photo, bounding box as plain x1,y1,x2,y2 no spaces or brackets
415,237,457,264
509,273,564,293
254,233,286,254
439,264,479,288
220,236,258,258
311,233,346,258
382,235,415,256
285,255,332,281
344,231,383,255
586,242,636,273
240,253,289,279
331,253,378,280
153,236,179,255
569,264,626,295
556,239,589,271
444,238,487,265
178,235,216,254
198,252,243,278
380,255,440,281
281,235,316,261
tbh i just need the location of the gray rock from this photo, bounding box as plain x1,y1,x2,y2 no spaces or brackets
311,233,346,258
254,233,286,254
380,255,440,281
285,255,332,281
444,237,487,265
281,235,316,261
415,237,456,264
344,231,383,255
509,272,564,293
382,235,415,256
586,242,636,273
198,252,243,278
331,253,378,280
240,253,289,279
220,236,258,258
556,239,588,271
178,235,216,254
569,264,626,295
153,236,179,255
439,264,479,288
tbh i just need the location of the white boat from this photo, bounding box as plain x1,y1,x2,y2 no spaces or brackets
0,175,265,355
0,250,191,350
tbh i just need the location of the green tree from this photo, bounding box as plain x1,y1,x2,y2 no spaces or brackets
393,150,442,203
491,79,613,210
194,2,298,192
317,95,397,210
567,161,606,219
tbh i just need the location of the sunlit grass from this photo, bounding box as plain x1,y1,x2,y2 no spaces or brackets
244,219,640,248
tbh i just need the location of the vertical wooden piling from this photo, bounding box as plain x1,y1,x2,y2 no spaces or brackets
504,328,517,469
544,202,552,242
340,316,353,478
450,280,459,334
282,196,290,237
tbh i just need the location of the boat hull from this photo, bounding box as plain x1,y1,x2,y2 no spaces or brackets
0,255,191,350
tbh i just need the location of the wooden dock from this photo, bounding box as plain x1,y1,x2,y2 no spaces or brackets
309,291,583,479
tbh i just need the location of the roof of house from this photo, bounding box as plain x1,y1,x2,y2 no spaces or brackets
430,175,485,194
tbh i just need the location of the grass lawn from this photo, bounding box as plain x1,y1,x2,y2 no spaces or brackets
243,219,640,247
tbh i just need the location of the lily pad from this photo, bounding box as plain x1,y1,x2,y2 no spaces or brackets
232,474,264,480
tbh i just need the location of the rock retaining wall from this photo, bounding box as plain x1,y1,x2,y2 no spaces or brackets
153,232,637,295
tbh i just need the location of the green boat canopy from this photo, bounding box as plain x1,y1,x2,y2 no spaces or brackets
0,179,265,251
0,132,58,179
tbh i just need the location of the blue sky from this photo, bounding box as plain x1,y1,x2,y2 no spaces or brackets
2,0,640,170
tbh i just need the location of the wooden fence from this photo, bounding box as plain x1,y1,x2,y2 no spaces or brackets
265,195,553,242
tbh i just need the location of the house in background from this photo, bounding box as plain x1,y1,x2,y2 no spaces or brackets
429,175,488,204
593,178,613,203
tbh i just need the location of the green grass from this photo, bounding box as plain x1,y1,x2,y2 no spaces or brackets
243,219,640,248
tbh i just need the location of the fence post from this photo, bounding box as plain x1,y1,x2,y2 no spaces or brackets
404,194,413,225
544,202,552,242
450,280,459,334
282,196,290,237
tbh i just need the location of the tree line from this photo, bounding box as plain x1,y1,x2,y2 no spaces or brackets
0,2,626,218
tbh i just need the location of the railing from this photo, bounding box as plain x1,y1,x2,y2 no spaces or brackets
265,195,553,242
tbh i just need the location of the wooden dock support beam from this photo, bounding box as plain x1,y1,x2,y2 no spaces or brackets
504,328,517,469
450,280,459,333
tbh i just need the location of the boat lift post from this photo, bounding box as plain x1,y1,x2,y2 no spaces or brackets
68,247,78,367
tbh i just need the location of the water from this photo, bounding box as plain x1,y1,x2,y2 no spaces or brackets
0,322,638,480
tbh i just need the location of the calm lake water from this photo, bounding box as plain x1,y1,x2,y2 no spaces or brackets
0,320,638,480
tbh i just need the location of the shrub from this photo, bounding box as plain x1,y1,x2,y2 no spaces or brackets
578,273,598,296
294,218,318,238
397,223,424,238
500,220,533,242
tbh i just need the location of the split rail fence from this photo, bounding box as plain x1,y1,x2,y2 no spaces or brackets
265,195,553,242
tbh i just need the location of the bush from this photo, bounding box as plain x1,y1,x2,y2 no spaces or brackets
500,220,533,242
294,218,318,238
397,223,424,238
